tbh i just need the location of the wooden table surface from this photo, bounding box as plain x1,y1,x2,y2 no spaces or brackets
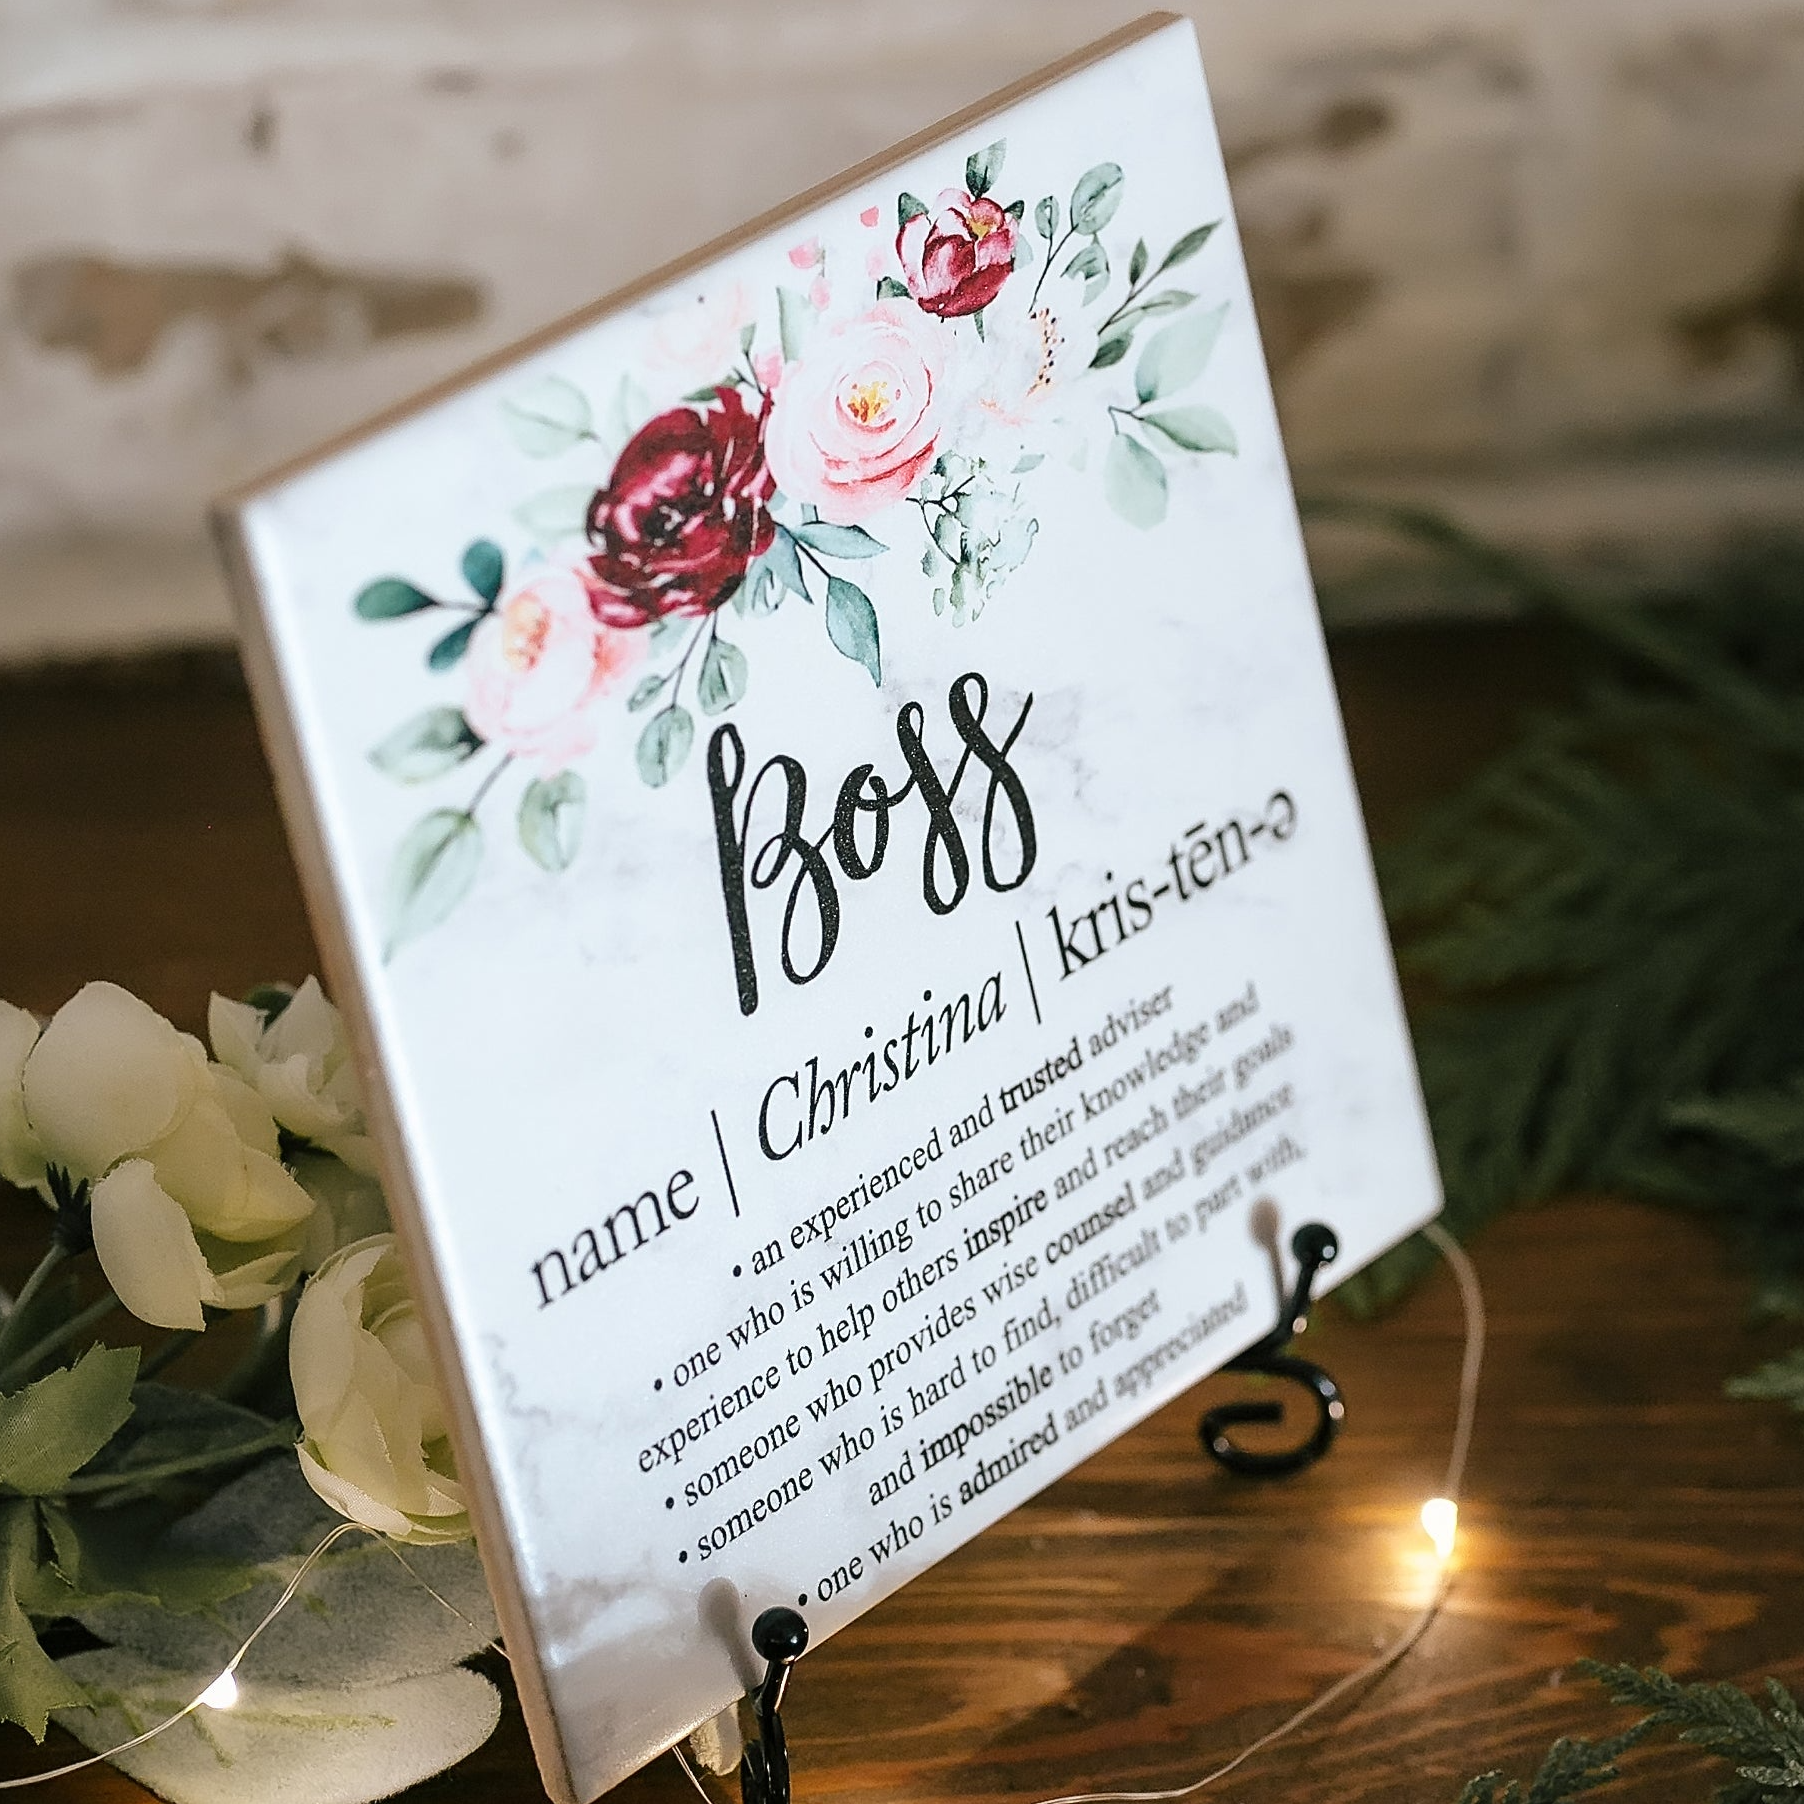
1,623,1799,1804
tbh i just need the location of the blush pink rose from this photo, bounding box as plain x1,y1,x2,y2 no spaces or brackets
464,567,634,771
644,282,754,385
763,304,948,524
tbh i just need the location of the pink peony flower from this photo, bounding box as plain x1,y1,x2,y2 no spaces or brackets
763,304,949,524
897,189,1017,318
464,567,635,771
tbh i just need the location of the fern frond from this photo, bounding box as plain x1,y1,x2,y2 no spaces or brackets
1339,530,1804,1317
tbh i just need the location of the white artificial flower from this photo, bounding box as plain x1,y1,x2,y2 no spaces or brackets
90,1057,318,1331
0,1001,47,1192
7,981,321,1331
21,981,206,1182
290,1234,469,1546
292,1149,391,1269
209,977,376,1175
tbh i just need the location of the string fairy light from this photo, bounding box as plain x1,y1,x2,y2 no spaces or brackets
5,1222,1483,1798
1023,1218,1486,1804
674,1218,1487,1804
0,1519,368,1790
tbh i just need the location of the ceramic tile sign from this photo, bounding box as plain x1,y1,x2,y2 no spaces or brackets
215,14,1442,1802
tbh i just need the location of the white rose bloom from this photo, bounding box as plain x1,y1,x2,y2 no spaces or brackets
292,1150,391,1269
0,1001,47,1192
8,981,321,1331
21,981,205,1182
290,1235,469,1545
90,1059,319,1331
209,978,377,1175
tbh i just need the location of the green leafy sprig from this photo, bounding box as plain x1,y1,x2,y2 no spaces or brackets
1315,511,1804,1322
1458,1664,1804,1803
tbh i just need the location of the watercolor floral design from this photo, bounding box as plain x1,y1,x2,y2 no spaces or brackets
354,139,1237,952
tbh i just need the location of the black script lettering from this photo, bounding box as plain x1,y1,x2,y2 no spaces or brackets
708,672,1037,1015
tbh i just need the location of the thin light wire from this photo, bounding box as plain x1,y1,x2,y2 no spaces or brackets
673,1740,718,1804
9,1222,1484,1798
1025,1218,1487,1804
378,1542,507,1662
0,1520,367,1789
670,1220,1487,1804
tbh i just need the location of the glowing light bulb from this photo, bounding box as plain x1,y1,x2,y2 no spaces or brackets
199,1669,238,1710
1420,1497,1458,1562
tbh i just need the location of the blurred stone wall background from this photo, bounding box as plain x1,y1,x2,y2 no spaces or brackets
7,0,1804,662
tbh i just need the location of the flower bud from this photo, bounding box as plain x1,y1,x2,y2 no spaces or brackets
290,1235,469,1545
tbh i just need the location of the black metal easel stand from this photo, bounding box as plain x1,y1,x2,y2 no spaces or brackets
1200,1222,1345,1477
736,1221,1347,1799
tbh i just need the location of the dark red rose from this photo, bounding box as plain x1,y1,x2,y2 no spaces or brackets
897,189,1018,318
585,386,776,625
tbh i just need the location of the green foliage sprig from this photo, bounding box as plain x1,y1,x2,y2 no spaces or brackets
1313,506,1804,1330
1458,1663,1804,1802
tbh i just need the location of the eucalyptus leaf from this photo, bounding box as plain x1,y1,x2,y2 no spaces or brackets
777,286,813,363
1089,331,1132,370
353,578,437,621
603,374,653,451
1104,433,1168,529
518,772,586,873
459,539,504,605
501,374,593,457
1035,195,1058,241
54,1650,502,1804
1062,241,1106,284
1135,301,1229,403
368,708,483,783
1157,220,1219,274
1062,238,1111,306
766,527,809,599
1069,162,1125,235
1141,403,1239,455
512,485,593,547
637,708,695,788
74,1457,496,1687
965,139,1005,199
385,810,481,953
0,1345,139,1496
1116,289,1195,324
825,577,881,686
427,618,478,672
627,673,667,712
736,560,779,618
790,521,886,560
697,637,749,716
739,321,756,355
1129,237,1148,285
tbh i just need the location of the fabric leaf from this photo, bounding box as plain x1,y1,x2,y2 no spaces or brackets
55,1650,500,1804
0,1499,87,1739
0,1345,139,1497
